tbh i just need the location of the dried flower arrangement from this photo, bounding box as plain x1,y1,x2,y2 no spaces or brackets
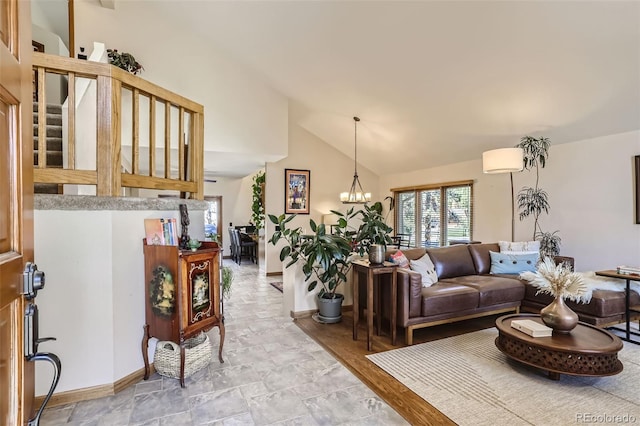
521,257,587,303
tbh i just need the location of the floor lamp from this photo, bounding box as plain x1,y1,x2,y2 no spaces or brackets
482,148,524,241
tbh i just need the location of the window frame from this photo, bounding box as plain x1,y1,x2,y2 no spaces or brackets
391,180,474,248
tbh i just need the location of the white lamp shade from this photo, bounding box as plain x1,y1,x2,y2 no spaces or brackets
482,148,524,174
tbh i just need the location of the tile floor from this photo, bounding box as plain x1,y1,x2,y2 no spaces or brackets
40,259,407,425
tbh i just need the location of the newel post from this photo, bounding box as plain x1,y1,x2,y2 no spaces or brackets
96,75,122,196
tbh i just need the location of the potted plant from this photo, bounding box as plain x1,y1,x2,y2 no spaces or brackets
268,208,359,323
353,201,394,263
107,48,144,75
516,136,561,257
221,266,234,300
520,257,586,333
251,171,265,232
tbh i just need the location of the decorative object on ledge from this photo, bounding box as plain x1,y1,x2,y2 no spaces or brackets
482,147,523,241
341,117,371,204
179,204,190,249
107,48,143,74
186,239,201,251
520,257,587,333
284,169,310,214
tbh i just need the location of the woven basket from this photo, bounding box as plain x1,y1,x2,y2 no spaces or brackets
154,333,212,379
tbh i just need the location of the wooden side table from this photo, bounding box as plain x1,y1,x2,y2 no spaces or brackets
352,260,398,351
595,270,640,344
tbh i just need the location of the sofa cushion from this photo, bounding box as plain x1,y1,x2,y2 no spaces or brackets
489,251,538,275
468,243,500,275
523,283,640,318
426,245,477,279
389,250,410,267
498,240,540,254
421,282,479,316
440,275,524,307
409,254,438,287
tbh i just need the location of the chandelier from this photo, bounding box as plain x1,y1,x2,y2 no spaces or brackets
340,116,371,204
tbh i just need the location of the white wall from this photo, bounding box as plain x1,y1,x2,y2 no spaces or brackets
33,205,205,396
379,131,640,271
262,111,381,313
73,0,288,164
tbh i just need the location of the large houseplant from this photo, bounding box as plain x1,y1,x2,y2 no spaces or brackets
516,136,561,257
353,201,393,262
268,208,359,322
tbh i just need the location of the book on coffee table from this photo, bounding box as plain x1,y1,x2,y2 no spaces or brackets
511,319,553,337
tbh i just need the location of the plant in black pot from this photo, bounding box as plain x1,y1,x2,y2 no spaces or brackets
268,208,359,323
353,201,393,264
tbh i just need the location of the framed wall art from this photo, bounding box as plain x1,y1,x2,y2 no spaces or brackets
285,169,310,214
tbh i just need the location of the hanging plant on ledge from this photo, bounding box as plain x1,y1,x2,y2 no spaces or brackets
107,49,144,75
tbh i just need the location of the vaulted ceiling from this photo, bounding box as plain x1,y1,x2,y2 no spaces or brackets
149,2,640,176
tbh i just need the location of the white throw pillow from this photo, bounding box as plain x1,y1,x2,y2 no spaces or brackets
499,240,540,255
409,254,438,287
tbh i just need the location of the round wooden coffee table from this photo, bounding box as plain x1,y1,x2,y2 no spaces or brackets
495,314,623,380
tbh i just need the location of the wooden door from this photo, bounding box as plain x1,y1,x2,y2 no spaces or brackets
0,0,35,424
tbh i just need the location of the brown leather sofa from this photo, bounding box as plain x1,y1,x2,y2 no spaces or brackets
380,243,637,345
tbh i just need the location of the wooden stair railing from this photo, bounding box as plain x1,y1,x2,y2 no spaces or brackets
32,52,204,199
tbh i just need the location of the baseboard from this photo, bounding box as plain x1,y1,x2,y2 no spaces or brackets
290,309,316,319
35,365,156,408
266,271,283,277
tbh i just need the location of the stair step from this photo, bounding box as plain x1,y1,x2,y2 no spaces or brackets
34,183,62,194
33,113,63,126
33,151,63,167
33,138,62,152
33,124,62,138
33,102,62,115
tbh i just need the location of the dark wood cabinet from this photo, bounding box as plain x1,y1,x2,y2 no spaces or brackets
141,240,225,387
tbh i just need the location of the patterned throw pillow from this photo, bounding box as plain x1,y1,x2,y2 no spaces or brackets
490,251,538,275
389,250,410,268
498,240,540,255
409,254,438,287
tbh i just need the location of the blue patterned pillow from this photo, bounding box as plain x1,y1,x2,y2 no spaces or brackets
489,251,538,275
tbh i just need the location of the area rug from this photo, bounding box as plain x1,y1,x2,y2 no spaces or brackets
366,328,640,426
269,281,283,293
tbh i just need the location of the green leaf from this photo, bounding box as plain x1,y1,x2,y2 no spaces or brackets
279,246,291,261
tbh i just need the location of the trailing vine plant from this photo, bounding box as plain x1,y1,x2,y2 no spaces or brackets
515,136,561,257
251,171,266,232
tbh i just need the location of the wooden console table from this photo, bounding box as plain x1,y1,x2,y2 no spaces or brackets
352,260,398,351
495,314,623,380
141,240,225,387
595,270,640,344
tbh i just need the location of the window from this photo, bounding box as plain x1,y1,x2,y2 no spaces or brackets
393,180,473,247
204,196,222,242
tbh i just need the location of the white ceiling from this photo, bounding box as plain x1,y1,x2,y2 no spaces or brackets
151,1,640,176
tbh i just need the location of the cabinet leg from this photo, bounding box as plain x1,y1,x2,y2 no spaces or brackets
218,324,225,363
179,344,186,388
141,324,150,380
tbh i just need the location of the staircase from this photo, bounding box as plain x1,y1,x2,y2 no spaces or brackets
33,102,63,194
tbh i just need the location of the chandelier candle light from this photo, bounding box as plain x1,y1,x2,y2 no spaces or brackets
482,147,524,241
340,116,371,204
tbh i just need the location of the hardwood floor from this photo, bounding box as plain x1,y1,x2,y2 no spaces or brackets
295,310,501,425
